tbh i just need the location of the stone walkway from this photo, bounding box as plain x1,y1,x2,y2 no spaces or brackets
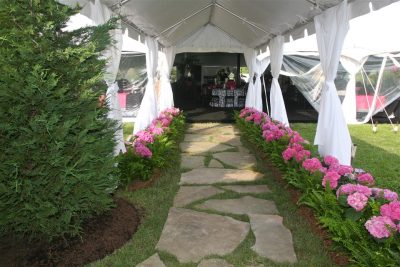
137,123,297,267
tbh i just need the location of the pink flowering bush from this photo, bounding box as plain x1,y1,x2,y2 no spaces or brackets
235,108,400,265
118,108,184,185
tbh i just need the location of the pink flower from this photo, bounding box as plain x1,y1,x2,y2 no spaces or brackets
380,201,400,221
337,183,372,198
365,216,396,239
384,189,398,202
291,143,304,152
294,149,311,163
338,165,353,176
357,173,375,186
135,130,155,144
322,171,341,189
282,147,296,161
302,158,322,173
134,142,152,158
324,155,339,166
347,192,368,211
290,131,304,144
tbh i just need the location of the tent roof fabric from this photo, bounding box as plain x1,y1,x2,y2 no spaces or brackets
64,0,399,51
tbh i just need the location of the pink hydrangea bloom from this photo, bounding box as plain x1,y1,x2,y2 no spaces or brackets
290,132,304,144
337,183,372,198
384,189,398,202
149,124,164,135
302,158,322,173
294,150,311,163
322,171,341,189
380,201,400,221
134,142,152,158
253,113,263,125
282,147,296,161
291,143,304,152
357,173,375,186
135,130,155,144
365,216,396,239
338,165,353,176
347,192,369,211
324,155,339,166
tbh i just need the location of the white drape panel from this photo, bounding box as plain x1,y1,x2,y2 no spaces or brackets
157,49,175,113
314,0,352,165
340,56,366,124
244,49,263,111
269,36,289,126
134,36,159,134
89,0,125,155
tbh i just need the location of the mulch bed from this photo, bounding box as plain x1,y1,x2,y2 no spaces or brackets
246,140,350,266
127,168,162,192
0,197,140,267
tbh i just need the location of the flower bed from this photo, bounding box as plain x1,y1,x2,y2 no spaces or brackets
236,107,400,266
117,107,185,186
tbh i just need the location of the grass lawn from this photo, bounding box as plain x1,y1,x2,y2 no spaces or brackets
291,123,400,193
122,123,134,140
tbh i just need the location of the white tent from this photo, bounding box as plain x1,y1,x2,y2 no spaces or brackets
61,0,400,164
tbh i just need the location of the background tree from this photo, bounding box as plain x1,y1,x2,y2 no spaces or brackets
0,0,119,241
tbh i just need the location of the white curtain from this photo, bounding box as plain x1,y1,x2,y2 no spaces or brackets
314,0,352,165
244,49,263,111
269,36,289,126
88,0,125,155
157,46,176,114
133,36,159,133
341,56,367,124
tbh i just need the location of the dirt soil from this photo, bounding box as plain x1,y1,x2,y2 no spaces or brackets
0,197,140,267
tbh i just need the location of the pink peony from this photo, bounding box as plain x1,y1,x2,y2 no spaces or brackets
134,142,152,158
324,155,339,166
380,201,400,221
282,147,296,162
294,149,311,163
291,143,304,152
384,189,398,202
135,130,155,144
365,216,396,239
338,165,353,176
148,124,164,135
347,192,368,211
290,131,304,144
357,173,375,186
302,158,322,173
322,171,341,189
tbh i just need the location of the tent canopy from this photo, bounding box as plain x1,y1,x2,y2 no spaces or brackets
63,0,398,53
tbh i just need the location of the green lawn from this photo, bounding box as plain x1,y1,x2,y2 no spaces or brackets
291,123,400,192
122,123,134,140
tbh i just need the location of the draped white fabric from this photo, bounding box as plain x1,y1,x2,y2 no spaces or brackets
244,49,263,111
340,56,367,124
269,36,289,126
156,49,175,113
133,36,159,134
88,0,125,155
314,0,352,165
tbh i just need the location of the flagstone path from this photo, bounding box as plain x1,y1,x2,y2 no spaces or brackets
137,123,297,266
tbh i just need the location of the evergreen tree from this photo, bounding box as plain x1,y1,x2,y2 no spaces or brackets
0,0,119,241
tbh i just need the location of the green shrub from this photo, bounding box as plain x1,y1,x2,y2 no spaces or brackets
0,1,118,241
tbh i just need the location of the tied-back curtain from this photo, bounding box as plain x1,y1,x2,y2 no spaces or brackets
157,46,176,114
244,49,263,111
133,36,159,134
269,35,289,126
340,56,367,124
90,0,125,155
314,0,352,165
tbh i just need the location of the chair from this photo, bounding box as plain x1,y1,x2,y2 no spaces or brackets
225,89,234,108
211,95,220,107
237,95,246,107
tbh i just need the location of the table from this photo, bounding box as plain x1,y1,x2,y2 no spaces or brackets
209,88,246,108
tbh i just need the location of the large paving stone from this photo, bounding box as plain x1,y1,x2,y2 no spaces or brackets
156,208,249,263
180,168,263,185
180,142,232,155
198,259,234,267
184,133,212,142
173,186,223,207
213,135,242,147
136,253,166,267
181,155,205,169
221,185,270,194
213,152,256,169
195,196,278,215
249,214,297,263
208,159,224,168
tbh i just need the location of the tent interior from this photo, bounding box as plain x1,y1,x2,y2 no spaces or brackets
62,0,400,165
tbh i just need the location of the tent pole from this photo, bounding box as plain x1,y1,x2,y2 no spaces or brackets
156,3,214,37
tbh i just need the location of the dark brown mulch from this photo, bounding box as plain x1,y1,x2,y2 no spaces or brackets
247,141,350,266
0,197,140,267
127,168,161,192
